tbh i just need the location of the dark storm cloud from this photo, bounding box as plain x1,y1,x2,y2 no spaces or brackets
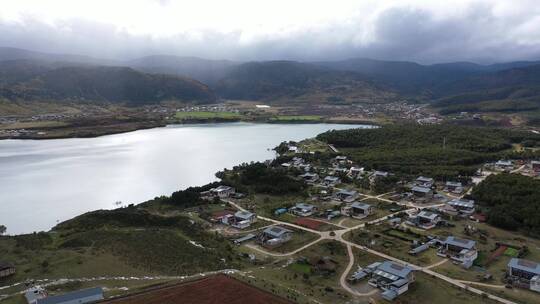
1,3,540,64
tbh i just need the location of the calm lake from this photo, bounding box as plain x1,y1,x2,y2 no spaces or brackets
0,122,369,234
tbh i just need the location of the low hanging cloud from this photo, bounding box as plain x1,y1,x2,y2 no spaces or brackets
1,0,540,63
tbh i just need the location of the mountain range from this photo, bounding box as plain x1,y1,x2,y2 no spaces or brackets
1,47,540,107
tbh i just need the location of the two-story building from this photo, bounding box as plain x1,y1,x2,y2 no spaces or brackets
446,198,476,215
322,176,341,187
210,185,236,198
507,258,540,293
445,181,463,194
258,226,292,247
223,211,257,229
348,167,364,179
335,189,359,203
299,172,319,183
415,176,434,188
438,236,478,268
407,211,441,230
341,202,373,219
369,261,415,301
290,203,317,217
411,186,433,198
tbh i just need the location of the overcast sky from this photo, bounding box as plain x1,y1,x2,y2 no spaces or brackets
1,0,540,63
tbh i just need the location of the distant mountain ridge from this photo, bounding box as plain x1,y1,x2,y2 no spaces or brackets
2,47,540,106
0,59,216,105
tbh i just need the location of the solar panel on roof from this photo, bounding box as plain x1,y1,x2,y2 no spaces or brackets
453,238,469,244
518,259,538,268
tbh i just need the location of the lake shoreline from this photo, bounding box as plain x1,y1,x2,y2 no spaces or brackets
0,119,375,141
1,122,367,234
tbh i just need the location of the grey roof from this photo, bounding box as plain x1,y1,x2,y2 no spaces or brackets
235,211,255,220
496,160,513,166
36,287,103,304
444,236,476,250
412,186,432,193
214,185,233,191
391,278,410,287
300,172,318,178
416,176,434,183
409,243,429,254
532,161,540,165
295,203,315,210
446,181,462,187
376,261,413,279
373,171,388,177
447,199,475,209
508,258,540,275
351,202,372,210
263,226,291,238
381,289,398,301
324,176,340,182
337,189,358,196
0,261,14,270
417,211,439,220
234,233,256,243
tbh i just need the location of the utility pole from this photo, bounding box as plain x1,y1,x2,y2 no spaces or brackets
443,136,446,150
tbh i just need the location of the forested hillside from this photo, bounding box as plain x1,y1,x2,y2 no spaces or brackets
316,125,540,179
473,174,540,237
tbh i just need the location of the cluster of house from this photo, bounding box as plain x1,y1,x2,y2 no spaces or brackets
293,155,386,187
486,159,540,176
211,210,257,229
284,195,374,221
405,198,476,231
0,261,15,279
24,286,103,304
350,260,415,301
206,185,236,198
282,157,311,172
